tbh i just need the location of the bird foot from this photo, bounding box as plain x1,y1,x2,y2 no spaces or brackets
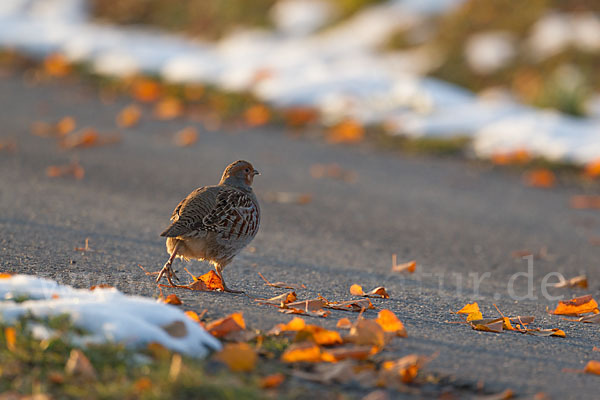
222,285,245,294
155,262,179,285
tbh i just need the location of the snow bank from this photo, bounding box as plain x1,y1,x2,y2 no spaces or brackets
0,275,221,357
1,0,599,164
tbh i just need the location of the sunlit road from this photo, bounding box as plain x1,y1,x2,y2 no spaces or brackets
2,73,600,398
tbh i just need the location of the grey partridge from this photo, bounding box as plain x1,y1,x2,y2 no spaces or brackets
156,160,260,293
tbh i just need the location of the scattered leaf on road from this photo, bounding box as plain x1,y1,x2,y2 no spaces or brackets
281,342,323,363
263,191,313,205
215,343,257,372
116,104,142,128
552,275,588,289
391,257,416,273
257,272,306,290
336,318,352,329
376,310,407,337
584,360,600,375
206,312,246,338
260,373,285,388
456,302,483,322
523,169,555,188
550,295,599,316
46,161,85,180
327,119,364,144
174,127,198,147
162,294,182,305
350,285,389,299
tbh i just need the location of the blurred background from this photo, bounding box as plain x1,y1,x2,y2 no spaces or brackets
2,0,600,167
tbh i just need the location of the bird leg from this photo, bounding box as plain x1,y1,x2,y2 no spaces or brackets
156,241,181,286
215,264,244,294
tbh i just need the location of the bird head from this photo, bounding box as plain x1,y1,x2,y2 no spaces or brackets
220,160,259,189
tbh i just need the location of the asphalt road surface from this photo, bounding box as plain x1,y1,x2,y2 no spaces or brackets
2,72,600,398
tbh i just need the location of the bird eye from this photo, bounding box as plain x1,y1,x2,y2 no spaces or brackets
244,168,250,173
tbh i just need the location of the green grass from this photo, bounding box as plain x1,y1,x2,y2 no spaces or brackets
372,130,472,157
0,316,268,399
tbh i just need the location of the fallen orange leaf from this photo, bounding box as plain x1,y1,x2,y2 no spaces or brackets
260,373,285,388
43,53,71,77
553,275,588,289
584,360,600,375
281,342,323,363
270,317,306,335
154,97,184,120
471,319,504,333
322,345,375,362
347,319,386,348
380,354,427,384
174,127,198,147
258,291,297,306
584,159,600,178
5,327,16,352
490,149,531,165
391,256,416,273
215,343,257,372
456,302,483,322
186,270,224,291
551,295,599,316
299,325,343,346
184,310,201,323
131,78,161,102
325,298,374,312
163,294,182,305
284,106,319,128
526,328,565,338
244,104,270,127
134,377,153,393
57,116,76,136
523,169,556,188
46,161,85,180
0,273,12,279
309,163,357,183
327,119,364,144
116,104,142,128
376,309,407,337
206,312,246,338
350,285,389,299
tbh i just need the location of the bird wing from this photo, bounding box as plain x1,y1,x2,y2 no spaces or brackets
160,186,259,241
160,186,220,237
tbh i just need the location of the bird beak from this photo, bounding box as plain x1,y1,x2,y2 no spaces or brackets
252,170,260,176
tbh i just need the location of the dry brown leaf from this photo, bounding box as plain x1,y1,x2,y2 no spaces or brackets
570,195,600,209
269,317,306,335
490,149,531,165
298,325,343,346
284,106,319,128
260,373,285,389
336,318,352,330
244,104,270,127
5,327,16,352
523,169,556,188
134,376,153,393
131,78,161,102
327,119,364,144
279,308,330,318
154,97,184,120
550,295,599,316
214,343,257,372
391,256,416,274
174,127,198,147
376,309,407,337
281,342,323,363
206,312,245,338
584,360,600,375
573,314,600,323
470,318,504,333
163,294,182,305
60,128,121,149
185,270,225,292
46,161,85,180
116,104,142,128
526,328,565,338
257,272,306,290
257,291,297,306
552,275,588,289
346,319,386,348
44,53,71,77
380,354,427,385
456,302,483,322
585,159,600,178
326,298,375,312
475,389,515,400
65,349,97,380
184,310,201,323
350,285,389,299
286,298,328,312
322,345,375,362
263,191,313,205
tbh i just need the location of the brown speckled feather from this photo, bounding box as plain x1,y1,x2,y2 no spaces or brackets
161,185,260,244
